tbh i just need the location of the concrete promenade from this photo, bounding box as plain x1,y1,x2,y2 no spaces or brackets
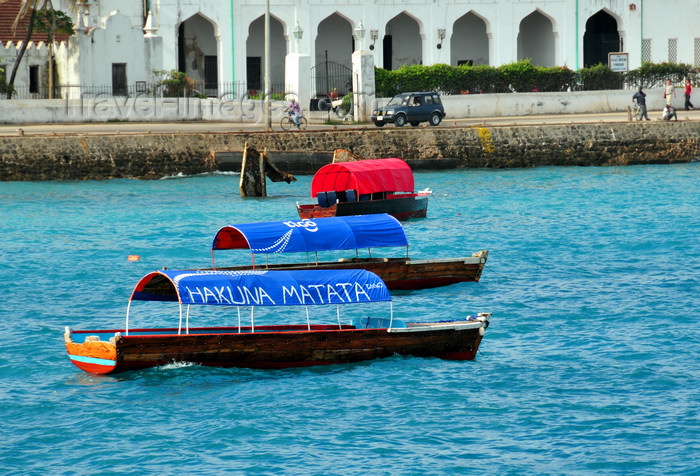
1,108,698,136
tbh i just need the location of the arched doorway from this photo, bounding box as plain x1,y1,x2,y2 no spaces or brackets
584,10,620,67
178,13,218,96
517,10,555,67
451,11,489,66
246,15,286,95
383,12,422,70
315,13,354,73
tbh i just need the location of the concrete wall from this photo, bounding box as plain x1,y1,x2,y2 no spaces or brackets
1,121,698,181
0,89,675,124
438,89,671,119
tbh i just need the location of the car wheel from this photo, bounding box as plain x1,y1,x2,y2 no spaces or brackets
395,114,406,127
429,113,442,126
373,121,385,127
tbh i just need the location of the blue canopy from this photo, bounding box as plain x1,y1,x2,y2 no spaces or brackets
131,269,392,306
211,214,407,254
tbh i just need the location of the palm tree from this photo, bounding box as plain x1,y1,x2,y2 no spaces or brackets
0,0,78,99
33,7,74,98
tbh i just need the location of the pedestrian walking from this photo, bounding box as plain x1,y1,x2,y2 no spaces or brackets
663,79,676,105
684,78,694,111
632,88,650,120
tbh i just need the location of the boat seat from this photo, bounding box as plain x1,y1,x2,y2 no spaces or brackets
346,190,357,202
317,192,330,207
359,193,371,201
326,191,337,204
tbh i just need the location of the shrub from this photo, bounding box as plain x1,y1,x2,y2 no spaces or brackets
626,62,699,88
576,64,623,90
339,92,353,115
498,60,539,92
152,70,198,97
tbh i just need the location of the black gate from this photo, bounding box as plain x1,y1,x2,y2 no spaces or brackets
583,11,620,68
310,54,354,101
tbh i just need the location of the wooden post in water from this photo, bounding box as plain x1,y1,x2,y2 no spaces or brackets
240,142,267,197
239,143,297,197
332,148,362,163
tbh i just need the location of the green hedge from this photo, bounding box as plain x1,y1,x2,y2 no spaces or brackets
625,62,698,88
375,60,700,96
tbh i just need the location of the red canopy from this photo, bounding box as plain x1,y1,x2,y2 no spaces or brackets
310,158,415,197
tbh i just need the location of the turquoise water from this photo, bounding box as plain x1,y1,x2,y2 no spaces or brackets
1,164,698,474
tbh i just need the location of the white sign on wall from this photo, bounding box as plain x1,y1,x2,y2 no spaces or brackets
608,53,629,72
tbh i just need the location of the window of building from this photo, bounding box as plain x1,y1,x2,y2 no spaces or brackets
695,38,700,66
642,39,651,63
29,65,40,94
668,38,677,63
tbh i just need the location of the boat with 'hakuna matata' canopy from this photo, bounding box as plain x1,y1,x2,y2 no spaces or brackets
296,158,431,221
64,269,491,374
208,214,488,290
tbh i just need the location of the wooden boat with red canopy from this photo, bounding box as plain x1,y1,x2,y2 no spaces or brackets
296,157,431,221
208,214,488,290
64,269,491,374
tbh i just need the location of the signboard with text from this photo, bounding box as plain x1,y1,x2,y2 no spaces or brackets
608,52,629,72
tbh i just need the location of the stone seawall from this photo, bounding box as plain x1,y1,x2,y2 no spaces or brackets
1,122,698,181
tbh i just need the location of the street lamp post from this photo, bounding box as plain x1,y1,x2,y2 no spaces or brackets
353,20,366,50
264,0,271,129
293,21,303,54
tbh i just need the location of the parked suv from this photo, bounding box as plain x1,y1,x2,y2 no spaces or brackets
371,92,446,127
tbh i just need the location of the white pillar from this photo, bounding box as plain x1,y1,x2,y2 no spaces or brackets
352,50,375,121
285,52,311,114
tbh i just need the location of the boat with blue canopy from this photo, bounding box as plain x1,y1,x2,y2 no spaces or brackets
208,214,488,290
64,269,491,374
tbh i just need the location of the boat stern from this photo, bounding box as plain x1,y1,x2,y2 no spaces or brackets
64,327,119,375
296,203,337,219
398,313,491,361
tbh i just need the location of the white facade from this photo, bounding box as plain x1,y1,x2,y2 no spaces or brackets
3,0,700,100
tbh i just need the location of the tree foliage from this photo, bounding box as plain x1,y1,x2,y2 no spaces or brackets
32,8,74,40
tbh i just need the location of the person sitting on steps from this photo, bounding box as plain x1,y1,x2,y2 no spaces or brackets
661,104,678,121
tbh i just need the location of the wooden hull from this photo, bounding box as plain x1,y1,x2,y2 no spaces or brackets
64,318,489,375
211,251,488,290
297,195,429,221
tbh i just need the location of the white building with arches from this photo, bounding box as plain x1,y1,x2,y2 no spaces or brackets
3,0,700,104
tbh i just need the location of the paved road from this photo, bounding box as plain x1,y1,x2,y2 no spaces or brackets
0,109,697,136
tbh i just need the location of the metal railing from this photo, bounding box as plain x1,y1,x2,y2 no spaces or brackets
1,81,293,100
